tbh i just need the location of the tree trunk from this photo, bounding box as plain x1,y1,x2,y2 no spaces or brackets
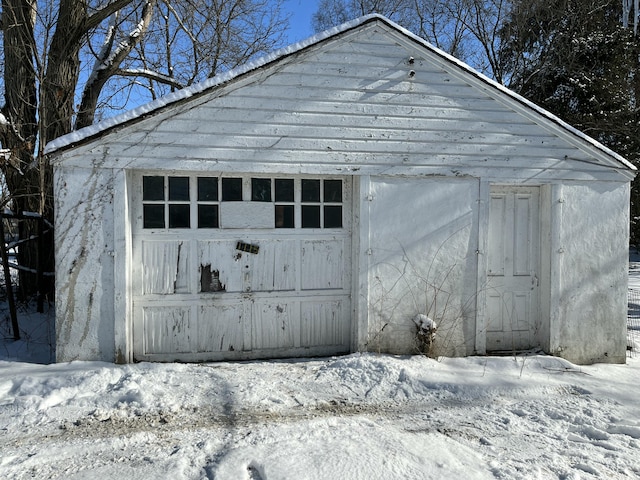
1,0,137,298
41,0,86,147
2,0,86,297
0,0,47,297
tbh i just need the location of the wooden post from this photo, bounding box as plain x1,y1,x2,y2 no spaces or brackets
0,213,20,340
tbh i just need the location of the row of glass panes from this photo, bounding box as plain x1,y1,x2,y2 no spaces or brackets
142,176,343,229
143,177,342,203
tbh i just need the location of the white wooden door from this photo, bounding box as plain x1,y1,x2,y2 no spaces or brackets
131,174,352,362
486,186,540,351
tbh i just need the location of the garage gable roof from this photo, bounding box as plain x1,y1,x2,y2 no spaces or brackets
45,14,635,172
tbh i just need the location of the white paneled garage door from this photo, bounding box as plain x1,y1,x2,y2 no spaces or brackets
131,173,352,362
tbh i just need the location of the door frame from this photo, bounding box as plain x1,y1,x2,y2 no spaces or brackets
475,182,551,355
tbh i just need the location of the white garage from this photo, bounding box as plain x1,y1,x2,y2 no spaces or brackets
48,15,635,365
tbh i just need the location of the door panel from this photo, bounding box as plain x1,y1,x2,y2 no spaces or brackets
141,306,194,354
300,300,348,347
251,300,297,350
199,303,245,352
487,196,506,276
486,186,540,351
514,196,534,275
301,239,344,290
245,240,297,292
142,241,190,294
198,240,246,293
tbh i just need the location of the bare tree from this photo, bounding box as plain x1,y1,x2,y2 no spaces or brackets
0,0,289,296
458,0,510,83
410,0,470,59
311,0,509,79
312,0,414,31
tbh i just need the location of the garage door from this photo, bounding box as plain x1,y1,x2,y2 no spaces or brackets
131,173,352,362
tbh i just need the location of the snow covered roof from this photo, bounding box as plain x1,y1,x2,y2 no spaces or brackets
44,14,635,171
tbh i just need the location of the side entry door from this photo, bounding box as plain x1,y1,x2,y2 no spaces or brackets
486,185,540,351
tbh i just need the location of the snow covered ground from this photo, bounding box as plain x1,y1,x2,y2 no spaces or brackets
1,268,640,479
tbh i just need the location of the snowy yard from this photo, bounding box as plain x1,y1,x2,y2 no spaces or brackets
1,268,640,479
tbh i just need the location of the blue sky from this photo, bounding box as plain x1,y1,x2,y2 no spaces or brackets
74,1,323,118
282,0,319,43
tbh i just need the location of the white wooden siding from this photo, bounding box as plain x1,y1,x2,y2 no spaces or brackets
58,23,625,183
251,301,296,350
245,240,297,292
198,240,252,293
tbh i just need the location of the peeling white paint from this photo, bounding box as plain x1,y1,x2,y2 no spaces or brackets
141,241,188,294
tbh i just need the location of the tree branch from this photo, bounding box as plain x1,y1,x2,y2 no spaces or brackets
115,67,185,90
84,0,138,32
76,0,157,128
